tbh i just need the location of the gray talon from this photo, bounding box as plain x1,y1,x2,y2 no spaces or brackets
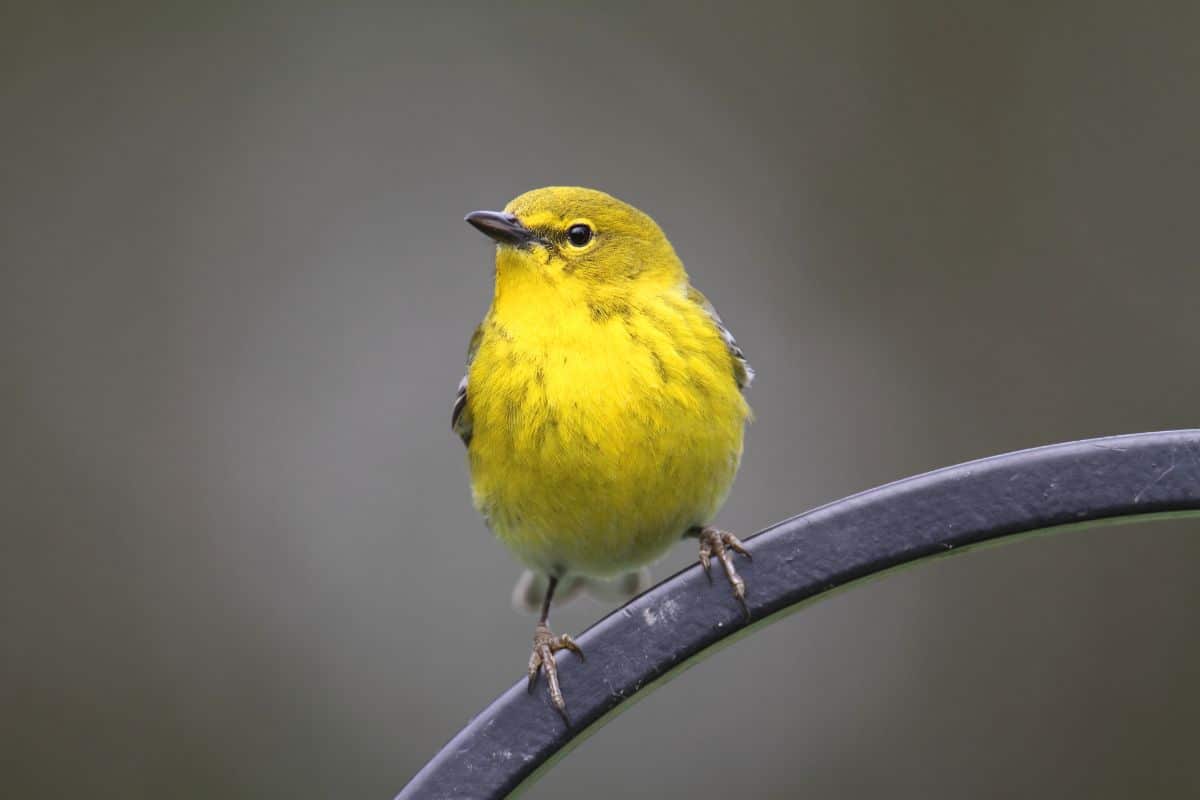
528,622,583,722
696,527,752,618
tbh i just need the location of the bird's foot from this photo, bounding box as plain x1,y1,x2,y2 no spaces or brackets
697,526,752,619
527,622,584,722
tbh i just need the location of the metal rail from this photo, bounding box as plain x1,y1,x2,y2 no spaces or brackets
398,430,1200,799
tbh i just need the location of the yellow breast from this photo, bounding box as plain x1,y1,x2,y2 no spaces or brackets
466,272,750,578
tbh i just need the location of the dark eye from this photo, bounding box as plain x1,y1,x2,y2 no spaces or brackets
567,224,593,247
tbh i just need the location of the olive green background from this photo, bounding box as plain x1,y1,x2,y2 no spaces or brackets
4,3,1199,798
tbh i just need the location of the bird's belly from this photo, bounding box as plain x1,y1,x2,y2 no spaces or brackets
467,350,747,578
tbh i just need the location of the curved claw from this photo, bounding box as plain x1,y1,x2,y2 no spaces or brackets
527,623,584,723
559,634,585,662
696,527,753,619
526,648,543,692
724,532,752,560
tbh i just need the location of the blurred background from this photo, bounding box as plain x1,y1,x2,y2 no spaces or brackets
4,3,1199,798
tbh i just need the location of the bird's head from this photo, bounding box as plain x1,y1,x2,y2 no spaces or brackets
465,187,685,291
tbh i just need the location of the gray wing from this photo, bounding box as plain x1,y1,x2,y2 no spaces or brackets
451,325,484,447
688,287,754,390
451,374,471,445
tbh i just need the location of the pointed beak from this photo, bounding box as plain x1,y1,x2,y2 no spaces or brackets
464,210,542,248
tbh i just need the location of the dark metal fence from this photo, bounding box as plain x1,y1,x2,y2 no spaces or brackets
398,430,1200,799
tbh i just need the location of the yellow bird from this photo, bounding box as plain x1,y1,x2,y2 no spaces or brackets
456,187,754,719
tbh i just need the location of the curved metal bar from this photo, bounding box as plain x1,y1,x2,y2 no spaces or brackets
398,431,1200,799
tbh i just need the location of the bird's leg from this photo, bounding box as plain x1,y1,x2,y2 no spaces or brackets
693,526,752,619
526,576,584,723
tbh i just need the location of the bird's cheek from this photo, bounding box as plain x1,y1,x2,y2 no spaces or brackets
496,247,532,273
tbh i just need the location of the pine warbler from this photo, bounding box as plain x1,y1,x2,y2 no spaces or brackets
456,187,754,720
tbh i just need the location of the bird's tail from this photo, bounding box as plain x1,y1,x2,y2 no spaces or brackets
511,568,653,614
